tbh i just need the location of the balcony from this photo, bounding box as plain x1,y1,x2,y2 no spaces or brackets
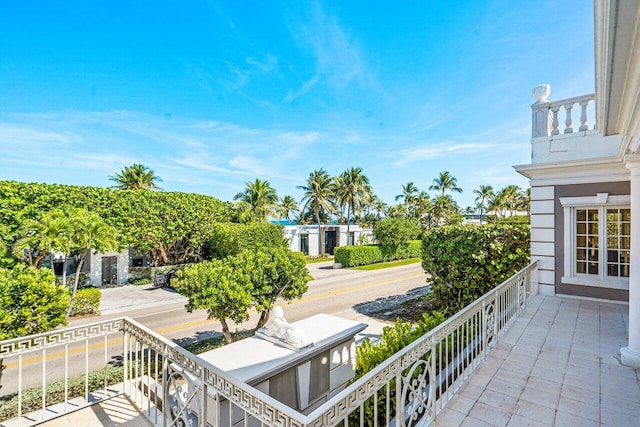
0,262,562,427
528,86,623,166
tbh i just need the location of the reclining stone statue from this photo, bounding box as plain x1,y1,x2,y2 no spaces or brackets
259,306,310,349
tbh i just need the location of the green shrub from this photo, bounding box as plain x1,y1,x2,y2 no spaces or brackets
335,240,422,267
207,222,287,259
0,365,123,421
334,245,382,267
68,287,101,317
373,218,421,247
488,215,530,224
353,312,446,426
422,223,530,313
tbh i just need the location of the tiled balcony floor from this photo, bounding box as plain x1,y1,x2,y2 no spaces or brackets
435,294,640,427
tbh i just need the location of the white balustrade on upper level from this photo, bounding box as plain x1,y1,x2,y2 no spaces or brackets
531,84,596,138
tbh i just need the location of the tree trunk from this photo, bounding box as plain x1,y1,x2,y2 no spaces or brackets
220,319,233,344
256,310,270,330
50,251,56,276
61,256,68,288
316,208,324,256
67,255,85,317
346,204,351,245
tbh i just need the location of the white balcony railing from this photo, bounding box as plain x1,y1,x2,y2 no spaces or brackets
531,92,596,138
0,261,538,427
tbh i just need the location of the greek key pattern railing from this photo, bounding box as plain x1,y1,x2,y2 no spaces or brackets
0,262,537,427
0,318,123,357
121,316,305,427
305,261,538,427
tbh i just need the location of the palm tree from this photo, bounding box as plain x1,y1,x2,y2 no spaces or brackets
473,185,494,223
109,163,162,190
431,194,458,225
12,209,69,272
278,195,299,222
395,182,419,217
499,185,521,216
64,209,118,316
487,191,506,218
415,191,431,226
233,179,278,221
298,169,335,255
429,171,463,196
335,167,372,245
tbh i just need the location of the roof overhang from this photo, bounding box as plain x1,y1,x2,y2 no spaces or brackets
594,0,640,155
514,156,629,186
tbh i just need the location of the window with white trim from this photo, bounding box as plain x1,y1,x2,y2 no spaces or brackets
560,193,631,290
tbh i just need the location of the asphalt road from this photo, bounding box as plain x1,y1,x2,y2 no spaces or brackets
0,262,428,396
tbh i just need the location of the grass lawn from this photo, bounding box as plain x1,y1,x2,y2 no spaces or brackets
305,256,333,264
352,258,421,270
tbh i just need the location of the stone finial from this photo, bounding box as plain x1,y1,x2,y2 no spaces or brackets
532,84,551,103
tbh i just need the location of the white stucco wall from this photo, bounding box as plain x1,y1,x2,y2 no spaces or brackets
284,225,374,256
86,250,130,286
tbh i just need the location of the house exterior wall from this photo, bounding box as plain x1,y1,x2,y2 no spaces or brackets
86,250,130,287
283,225,373,257
530,185,556,295
553,181,630,301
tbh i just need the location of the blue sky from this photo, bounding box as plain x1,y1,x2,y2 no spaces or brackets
0,1,594,210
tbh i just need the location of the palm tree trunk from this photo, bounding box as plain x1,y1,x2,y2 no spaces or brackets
346,204,351,245
67,255,85,317
316,208,324,256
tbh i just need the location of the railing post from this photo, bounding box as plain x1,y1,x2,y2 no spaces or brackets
531,101,551,137
551,105,561,135
564,102,574,133
481,300,488,357
200,370,208,427
123,329,129,395
579,99,589,131
430,336,437,420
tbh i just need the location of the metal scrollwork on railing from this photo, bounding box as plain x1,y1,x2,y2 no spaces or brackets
518,275,526,309
165,365,202,427
400,357,434,427
484,300,496,347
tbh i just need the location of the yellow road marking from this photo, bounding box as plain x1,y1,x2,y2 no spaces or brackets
7,272,424,368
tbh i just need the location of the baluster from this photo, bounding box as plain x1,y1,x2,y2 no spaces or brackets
579,99,589,131
550,105,560,135
564,102,574,133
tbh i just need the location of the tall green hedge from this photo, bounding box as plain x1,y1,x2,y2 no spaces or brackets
334,240,421,267
0,180,232,266
422,223,530,312
206,222,287,259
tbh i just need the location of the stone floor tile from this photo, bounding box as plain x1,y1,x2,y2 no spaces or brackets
557,395,599,421
601,407,640,426
460,416,498,427
477,389,517,412
468,401,511,427
459,383,485,401
513,399,555,425
445,394,477,415
501,361,533,376
506,414,548,427
529,363,564,383
554,410,599,427
493,368,529,388
486,378,524,398
519,387,560,409
563,373,599,392
560,383,599,406
564,362,596,378
467,372,493,389
600,394,640,415
524,376,562,396
433,407,466,426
